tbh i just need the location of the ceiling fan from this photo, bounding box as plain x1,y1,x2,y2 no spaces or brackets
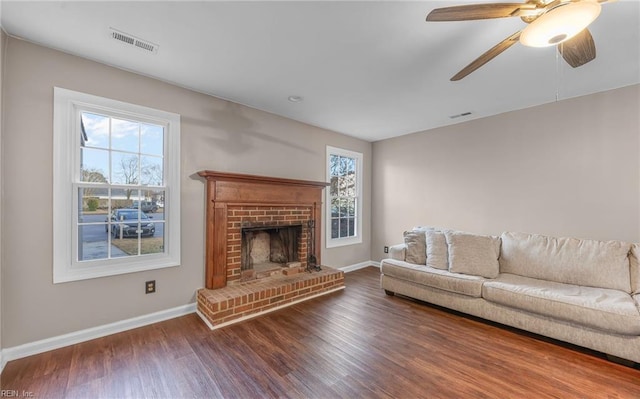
426,0,613,81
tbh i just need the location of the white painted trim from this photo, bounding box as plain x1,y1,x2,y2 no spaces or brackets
53,87,181,283
326,146,364,249
195,309,216,330
339,260,379,273
197,286,345,330
1,303,196,366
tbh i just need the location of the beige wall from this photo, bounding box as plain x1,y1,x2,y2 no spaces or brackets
372,84,640,261
2,37,371,347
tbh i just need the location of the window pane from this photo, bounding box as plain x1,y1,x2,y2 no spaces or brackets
346,157,355,173
81,148,109,183
348,218,355,237
331,219,339,239
339,218,349,238
346,198,356,217
136,189,164,217
111,118,139,153
330,176,338,197
142,221,164,255
331,198,339,217
338,156,348,176
110,188,132,210
112,152,139,185
330,155,339,177
141,123,164,156
344,174,356,197
77,187,109,261
78,225,109,261
81,112,109,149
78,187,106,219
141,155,163,186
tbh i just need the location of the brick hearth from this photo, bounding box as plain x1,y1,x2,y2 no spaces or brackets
197,266,344,328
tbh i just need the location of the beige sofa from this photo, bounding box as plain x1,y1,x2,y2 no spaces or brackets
380,228,640,364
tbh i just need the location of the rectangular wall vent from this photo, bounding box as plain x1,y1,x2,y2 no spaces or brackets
110,28,158,54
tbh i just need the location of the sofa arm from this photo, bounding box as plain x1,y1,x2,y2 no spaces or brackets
388,243,406,261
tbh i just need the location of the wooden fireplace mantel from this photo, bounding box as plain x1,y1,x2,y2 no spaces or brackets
198,170,329,289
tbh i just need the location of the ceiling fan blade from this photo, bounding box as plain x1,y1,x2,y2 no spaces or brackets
558,29,596,68
426,3,531,21
451,31,521,81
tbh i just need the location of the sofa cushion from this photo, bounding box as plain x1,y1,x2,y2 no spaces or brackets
631,244,640,295
499,232,632,293
426,230,448,270
403,230,426,265
483,274,640,335
445,231,501,279
381,258,486,297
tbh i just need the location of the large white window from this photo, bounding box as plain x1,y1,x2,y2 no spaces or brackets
53,88,181,283
326,146,363,248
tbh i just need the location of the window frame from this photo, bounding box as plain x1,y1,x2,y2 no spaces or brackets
326,146,363,248
53,87,181,283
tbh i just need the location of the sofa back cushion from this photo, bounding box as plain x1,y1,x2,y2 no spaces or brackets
446,231,501,278
631,244,640,295
500,232,632,292
426,230,449,270
403,230,427,265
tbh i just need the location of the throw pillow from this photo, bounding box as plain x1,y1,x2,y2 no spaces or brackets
445,231,501,278
412,226,435,232
403,230,427,265
426,230,448,270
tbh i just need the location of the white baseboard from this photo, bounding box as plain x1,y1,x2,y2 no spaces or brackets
339,260,379,273
0,261,379,372
1,303,196,369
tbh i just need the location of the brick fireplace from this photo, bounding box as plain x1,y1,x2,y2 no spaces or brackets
196,171,345,328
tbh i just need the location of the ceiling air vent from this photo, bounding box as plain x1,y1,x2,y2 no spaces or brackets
449,111,472,119
110,28,158,54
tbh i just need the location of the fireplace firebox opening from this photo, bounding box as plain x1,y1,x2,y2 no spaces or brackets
241,224,303,276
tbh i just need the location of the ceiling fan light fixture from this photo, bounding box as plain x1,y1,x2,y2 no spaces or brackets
520,0,601,48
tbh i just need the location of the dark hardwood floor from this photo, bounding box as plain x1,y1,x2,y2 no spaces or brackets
2,267,640,398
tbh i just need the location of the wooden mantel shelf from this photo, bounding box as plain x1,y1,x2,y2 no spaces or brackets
198,170,329,289
197,170,329,189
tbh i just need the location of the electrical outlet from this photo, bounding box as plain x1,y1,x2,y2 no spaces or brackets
384,246,389,254
145,280,156,294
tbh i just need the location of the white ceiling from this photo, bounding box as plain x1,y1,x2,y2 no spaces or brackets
1,1,639,142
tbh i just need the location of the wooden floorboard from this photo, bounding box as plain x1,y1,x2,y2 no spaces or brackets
2,267,639,398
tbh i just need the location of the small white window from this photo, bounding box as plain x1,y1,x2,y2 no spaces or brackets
326,146,363,248
53,88,181,283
